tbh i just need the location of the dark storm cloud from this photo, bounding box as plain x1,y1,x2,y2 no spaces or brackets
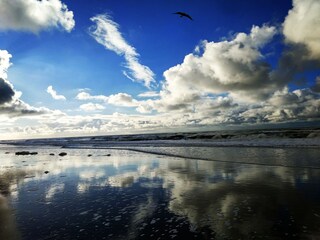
0,78,15,105
0,99,47,117
272,44,320,87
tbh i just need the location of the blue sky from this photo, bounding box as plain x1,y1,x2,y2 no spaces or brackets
0,0,319,139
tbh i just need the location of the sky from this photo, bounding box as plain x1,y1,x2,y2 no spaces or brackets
0,0,320,139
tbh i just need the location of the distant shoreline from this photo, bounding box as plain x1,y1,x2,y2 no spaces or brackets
1,128,319,149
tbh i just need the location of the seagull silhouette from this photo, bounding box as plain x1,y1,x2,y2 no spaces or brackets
173,12,193,20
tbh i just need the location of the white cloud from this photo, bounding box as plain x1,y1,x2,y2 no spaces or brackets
76,92,108,101
160,25,277,108
132,25,278,115
47,86,66,100
283,0,320,59
0,0,75,33
138,91,160,98
77,88,91,92
89,14,155,88
76,91,139,108
2,85,320,139
135,101,154,114
265,88,320,121
108,93,138,107
80,103,105,112
1,112,161,138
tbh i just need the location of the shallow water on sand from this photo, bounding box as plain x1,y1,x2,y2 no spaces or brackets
1,146,320,239
108,145,320,168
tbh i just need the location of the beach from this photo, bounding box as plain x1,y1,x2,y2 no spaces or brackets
1,131,320,239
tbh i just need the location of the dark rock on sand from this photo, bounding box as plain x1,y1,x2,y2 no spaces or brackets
15,151,38,156
88,154,92,157
15,151,30,155
5,152,10,154
44,171,49,174
58,152,67,156
49,153,55,156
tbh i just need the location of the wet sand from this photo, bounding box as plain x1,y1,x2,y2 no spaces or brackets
1,145,320,239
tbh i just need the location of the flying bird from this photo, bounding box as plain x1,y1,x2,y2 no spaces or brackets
173,12,193,20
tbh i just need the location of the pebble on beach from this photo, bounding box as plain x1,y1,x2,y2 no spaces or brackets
59,152,67,157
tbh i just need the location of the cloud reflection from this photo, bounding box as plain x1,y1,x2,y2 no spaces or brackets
1,147,320,239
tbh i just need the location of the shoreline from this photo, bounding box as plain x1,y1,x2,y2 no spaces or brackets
2,140,320,169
